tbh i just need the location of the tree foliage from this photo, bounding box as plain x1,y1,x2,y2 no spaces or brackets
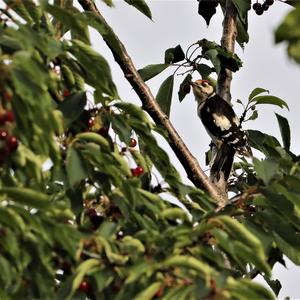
0,1,299,299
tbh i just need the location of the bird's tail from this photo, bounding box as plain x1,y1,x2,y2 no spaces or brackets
210,144,235,182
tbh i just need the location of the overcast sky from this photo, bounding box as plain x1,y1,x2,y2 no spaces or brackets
93,1,300,298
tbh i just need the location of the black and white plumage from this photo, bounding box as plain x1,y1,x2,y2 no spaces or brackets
192,79,252,181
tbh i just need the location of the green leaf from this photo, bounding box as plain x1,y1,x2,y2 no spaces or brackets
156,75,174,117
123,0,152,19
275,113,290,150
250,95,289,109
196,63,214,79
66,146,88,188
204,49,221,74
253,158,280,184
248,87,269,101
58,92,87,127
138,64,169,81
178,74,192,102
0,187,51,208
46,4,90,44
164,255,214,280
275,6,300,43
164,45,185,64
274,232,300,265
70,259,100,298
215,216,269,275
198,39,243,72
227,277,275,300
70,40,118,98
248,110,258,121
133,282,162,300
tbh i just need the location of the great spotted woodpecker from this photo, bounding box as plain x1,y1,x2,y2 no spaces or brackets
192,79,252,180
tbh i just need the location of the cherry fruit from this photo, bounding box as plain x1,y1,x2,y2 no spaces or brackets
79,280,90,293
129,138,137,148
131,166,144,177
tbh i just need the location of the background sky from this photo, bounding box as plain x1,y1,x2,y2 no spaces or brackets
92,1,300,298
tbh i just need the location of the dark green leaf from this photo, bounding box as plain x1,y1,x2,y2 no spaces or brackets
197,0,218,26
248,110,258,121
66,146,88,188
138,64,169,81
178,74,192,102
123,0,152,19
196,63,214,78
198,39,243,72
156,75,174,117
58,92,87,127
275,113,290,150
164,45,185,64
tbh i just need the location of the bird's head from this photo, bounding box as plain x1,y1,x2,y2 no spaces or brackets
192,79,215,104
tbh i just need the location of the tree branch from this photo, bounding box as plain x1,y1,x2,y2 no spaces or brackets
217,0,237,102
77,0,226,205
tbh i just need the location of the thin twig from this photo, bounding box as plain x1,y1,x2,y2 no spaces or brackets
77,0,226,206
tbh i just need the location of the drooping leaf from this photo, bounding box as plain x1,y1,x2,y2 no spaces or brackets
275,113,290,150
164,45,185,64
66,145,88,188
58,92,87,127
198,39,243,72
197,0,218,26
69,40,118,98
46,4,90,44
178,74,192,102
231,0,251,48
196,63,214,79
138,64,169,81
123,0,152,19
156,75,174,117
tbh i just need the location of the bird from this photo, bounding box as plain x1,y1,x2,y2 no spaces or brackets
191,79,252,181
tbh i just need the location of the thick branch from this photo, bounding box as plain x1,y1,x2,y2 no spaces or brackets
78,0,226,205
217,0,237,102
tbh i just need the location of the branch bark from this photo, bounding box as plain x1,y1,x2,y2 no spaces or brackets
217,0,238,103
78,0,226,206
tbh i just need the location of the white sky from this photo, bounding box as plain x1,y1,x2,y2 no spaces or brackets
93,1,300,298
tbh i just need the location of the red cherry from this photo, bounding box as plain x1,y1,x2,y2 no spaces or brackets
129,138,137,148
0,130,8,140
79,280,90,293
62,89,70,97
136,166,144,175
88,117,95,128
131,166,144,176
6,136,18,151
5,111,14,123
